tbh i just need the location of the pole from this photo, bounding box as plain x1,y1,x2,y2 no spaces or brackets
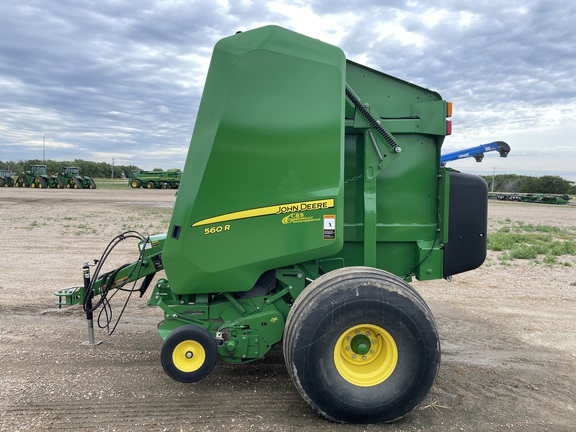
111,157,114,179
491,167,496,192
43,134,47,162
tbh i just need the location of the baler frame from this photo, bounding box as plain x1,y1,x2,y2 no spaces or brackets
55,25,490,424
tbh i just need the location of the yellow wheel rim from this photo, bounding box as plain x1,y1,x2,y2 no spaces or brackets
334,323,398,387
172,340,206,373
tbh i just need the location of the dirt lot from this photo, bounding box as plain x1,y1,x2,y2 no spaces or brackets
1,188,575,431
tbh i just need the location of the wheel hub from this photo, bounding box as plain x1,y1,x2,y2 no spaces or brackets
172,340,206,373
350,334,371,356
334,324,398,387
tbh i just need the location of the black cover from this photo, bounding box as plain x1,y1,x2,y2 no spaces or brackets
443,172,488,277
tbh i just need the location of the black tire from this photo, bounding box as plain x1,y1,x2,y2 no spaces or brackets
88,178,97,189
0,178,4,187
56,178,65,189
160,325,218,383
73,177,82,189
130,179,141,188
146,181,156,189
16,176,29,187
38,177,48,188
283,266,440,424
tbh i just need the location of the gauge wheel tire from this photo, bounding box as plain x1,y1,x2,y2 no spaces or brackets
146,181,155,189
283,266,440,424
130,180,141,188
160,325,218,383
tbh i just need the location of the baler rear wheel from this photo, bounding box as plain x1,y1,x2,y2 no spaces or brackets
160,325,218,383
283,266,440,424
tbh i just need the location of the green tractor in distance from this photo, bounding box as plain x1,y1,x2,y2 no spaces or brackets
58,167,97,189
129,170,181,189
14,165,63,188
0,170,14,187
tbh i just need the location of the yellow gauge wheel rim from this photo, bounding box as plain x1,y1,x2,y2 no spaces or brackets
334,323,398,387
172,340,206,373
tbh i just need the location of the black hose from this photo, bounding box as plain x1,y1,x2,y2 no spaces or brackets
82,230,150,335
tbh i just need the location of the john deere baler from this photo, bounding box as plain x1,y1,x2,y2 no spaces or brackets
56,25,488,424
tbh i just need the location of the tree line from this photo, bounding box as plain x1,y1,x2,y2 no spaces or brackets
481,174,576,195
1,160,574,194
0,159,180,179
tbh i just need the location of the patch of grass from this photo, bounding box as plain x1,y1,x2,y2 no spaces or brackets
488,222,576,265
418,398,449,417
92,178,130,189
73,223,97,236
25,220,39,230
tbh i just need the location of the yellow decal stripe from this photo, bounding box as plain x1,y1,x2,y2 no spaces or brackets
192,199,334,227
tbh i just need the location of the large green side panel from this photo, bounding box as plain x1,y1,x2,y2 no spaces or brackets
163,26,346,295
334,62,449,279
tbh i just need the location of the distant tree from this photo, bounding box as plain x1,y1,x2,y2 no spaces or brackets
480,174,575,195
501,179,519,192
152,168,164,171
536,176,572,194
118,165,141,177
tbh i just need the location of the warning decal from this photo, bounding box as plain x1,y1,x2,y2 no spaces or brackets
323,215,336,240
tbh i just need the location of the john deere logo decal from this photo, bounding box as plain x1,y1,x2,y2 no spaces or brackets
192,198,334,227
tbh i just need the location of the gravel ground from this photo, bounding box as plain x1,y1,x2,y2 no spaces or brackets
0,188,575,431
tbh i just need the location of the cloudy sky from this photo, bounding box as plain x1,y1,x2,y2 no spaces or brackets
1,0,575,180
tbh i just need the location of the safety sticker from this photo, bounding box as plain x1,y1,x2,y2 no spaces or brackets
323,215,336,240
